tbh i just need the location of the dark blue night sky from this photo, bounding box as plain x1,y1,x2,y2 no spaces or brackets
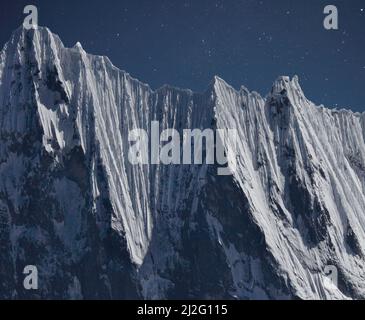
2,0,365,111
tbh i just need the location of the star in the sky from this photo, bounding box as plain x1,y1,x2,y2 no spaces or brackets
214,1,224,9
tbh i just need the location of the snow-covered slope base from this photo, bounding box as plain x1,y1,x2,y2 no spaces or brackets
0,27,364,299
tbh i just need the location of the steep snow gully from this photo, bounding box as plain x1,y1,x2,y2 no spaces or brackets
0,26,365,299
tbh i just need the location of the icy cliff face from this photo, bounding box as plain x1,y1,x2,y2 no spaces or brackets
0,26,365,299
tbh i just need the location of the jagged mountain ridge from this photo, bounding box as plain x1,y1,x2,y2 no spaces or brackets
0,26,365,299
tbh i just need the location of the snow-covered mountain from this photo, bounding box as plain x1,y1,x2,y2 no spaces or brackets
1,26,365,300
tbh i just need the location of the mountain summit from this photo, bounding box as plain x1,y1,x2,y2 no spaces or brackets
0,26,364,300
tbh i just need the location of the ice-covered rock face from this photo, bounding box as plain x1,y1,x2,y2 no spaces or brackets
0,26,365,300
